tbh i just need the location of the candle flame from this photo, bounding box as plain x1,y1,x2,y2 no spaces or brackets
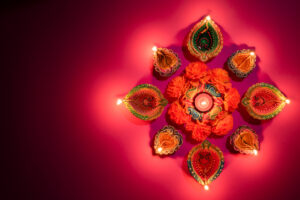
152,46,157,52
253,149,258,156
116,99,123,105
204,185,209,190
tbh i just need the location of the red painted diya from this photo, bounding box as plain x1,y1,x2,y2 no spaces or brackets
242,83,288,120
187,140,224,187
123,84,168,120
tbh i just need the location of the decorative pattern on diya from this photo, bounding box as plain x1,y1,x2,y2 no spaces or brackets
124,84,168,120
230,126,259,155
242,83,288,120
227,49,256,78
187,140,224,187
153,47,181,77
154,125,183,155
187,16,223,62
166,62,240,142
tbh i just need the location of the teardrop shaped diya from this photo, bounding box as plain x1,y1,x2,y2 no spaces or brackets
230,126,259,155
187,140,224,187
227,49,256,78
154,125,183,155
153,47,181,77
242,83,288,120
187,16,223,62
123,84,168,121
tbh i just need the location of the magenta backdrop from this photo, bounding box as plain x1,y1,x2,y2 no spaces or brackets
3,0,300,199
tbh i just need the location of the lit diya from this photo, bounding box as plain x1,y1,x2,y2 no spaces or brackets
153,47,181,77
194,92,214,112
230,126,259,155
187,16,223,62
187,140,224,189
227,49,256,78
242,83,289,120
123,84,168,121
154,126,183,155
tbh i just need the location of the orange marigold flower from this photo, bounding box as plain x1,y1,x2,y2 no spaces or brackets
191,123,212,142
211,68,230,83
224,88,240,112
165,76,186,100
184,62,207,80
212,114,233,136
168,101,191,125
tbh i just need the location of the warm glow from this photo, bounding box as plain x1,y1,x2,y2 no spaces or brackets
285,99,290,104
250,51,255,56
253,149,258,156
157,147,162,152
201,101,207,106
204,185,209,190
152,46,157,52
206,16,211,21
116,99,123,105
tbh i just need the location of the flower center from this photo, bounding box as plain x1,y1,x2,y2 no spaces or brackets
194,92,214,112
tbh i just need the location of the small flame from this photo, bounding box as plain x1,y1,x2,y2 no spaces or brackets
204,185,209,190
116,99,123,105
152,46,157,52
253,149,258,156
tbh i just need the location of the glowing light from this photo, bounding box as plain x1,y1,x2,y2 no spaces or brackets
157,147,162,152
253,149,258,156
204,185,209,190
116,99,123,105
206,16,211,21
152,46,157,52
250,51,255,56
201,101,207,106
285,99,290,104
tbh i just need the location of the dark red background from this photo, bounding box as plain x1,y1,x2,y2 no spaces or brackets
3,0,300,199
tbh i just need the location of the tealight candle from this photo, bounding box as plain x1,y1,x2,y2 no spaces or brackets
194,93,214,112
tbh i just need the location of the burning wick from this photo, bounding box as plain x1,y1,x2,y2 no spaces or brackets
157,147,162,153
253,149,258,156
206,16,211,21
152,46,158,53
285,99,290,104
116,99,123,106
204,185,209,191
250,51,255,56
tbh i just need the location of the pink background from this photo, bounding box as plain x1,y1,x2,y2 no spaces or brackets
4,0,300,199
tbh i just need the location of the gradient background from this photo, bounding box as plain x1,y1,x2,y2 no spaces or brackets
3,0,300,199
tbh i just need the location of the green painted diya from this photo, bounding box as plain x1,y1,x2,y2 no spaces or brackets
242,83,288,120
123,84,168,121
187,16,223,62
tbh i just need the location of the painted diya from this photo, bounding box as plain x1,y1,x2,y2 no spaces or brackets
227,49,256,78
187,16,223,62
187,140,224,188
123,84,168,121
153,47,181,77
230,126,259,155
154,125,183,155
242,83,288,120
